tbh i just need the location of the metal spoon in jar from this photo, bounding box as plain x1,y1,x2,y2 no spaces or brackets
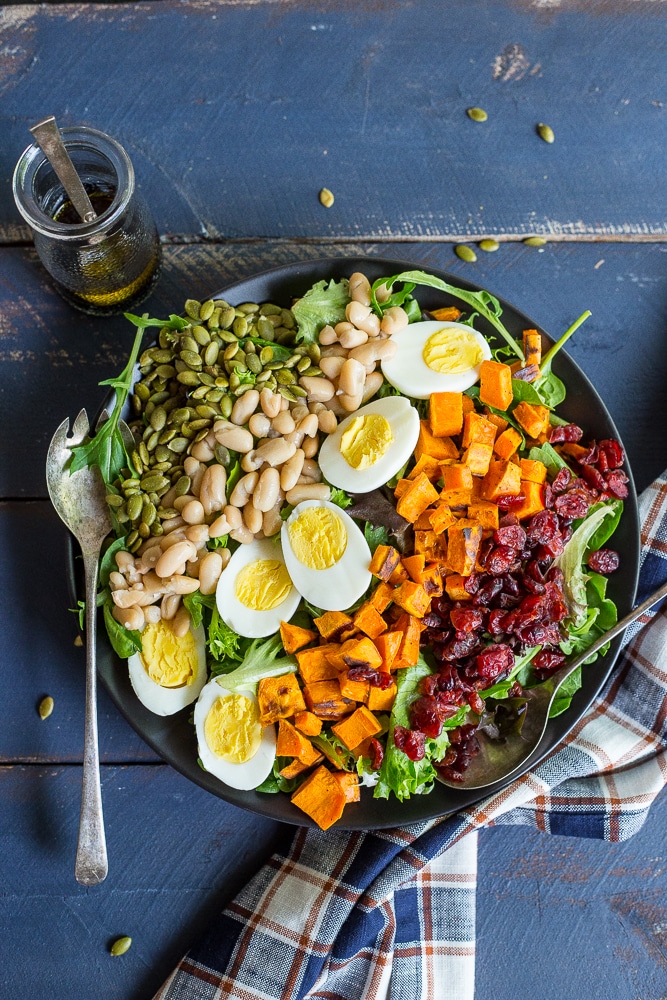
29,116,97,224
436,578,667,791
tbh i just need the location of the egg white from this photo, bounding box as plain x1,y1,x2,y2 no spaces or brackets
215,536,301,638
194,679,277,790
281,500,372,612
380,320,492,399
318,395,420,494
127,621,208,717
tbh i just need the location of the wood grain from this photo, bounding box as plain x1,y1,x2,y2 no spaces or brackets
1,0,665,242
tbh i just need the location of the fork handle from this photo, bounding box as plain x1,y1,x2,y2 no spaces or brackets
75,548,108,886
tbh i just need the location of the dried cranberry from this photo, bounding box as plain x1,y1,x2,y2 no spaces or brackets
499,513,519,528
468,691,485,714
463,571,481,595
494,524,527,549
474,643,514,681
548,423,583,444
578,443,598,465
554,490,590,520
587,548,620,574
546,565,565,588
582,464,607,491
472,577,503,606
410,696,443,738
507,681,524,697
485,544,519,576
348,666,394,689
420,674,439,697
487,609,507,635
514,622,562,646
393,726,425,761
536,534,565,560
533,650,567,679
496,494,526,510
598,438,625,470
449,723,477,744
543,483,554,509
605,470,629,499
450,608,485,633
435,691,468,717
526,509,560,544
368,737,384,771
551,467,572,494
500,574,521,597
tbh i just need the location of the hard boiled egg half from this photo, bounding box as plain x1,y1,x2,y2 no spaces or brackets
318,395,420,494
127,620,208,716
195,679,276,790
381,320,492,399
281,500,372,611
215,536,301,638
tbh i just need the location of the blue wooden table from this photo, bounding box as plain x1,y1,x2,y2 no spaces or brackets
1,2,667,997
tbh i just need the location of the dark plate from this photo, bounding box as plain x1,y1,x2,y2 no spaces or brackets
69,256,640,829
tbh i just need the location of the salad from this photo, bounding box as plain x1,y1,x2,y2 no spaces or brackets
75,267,629,830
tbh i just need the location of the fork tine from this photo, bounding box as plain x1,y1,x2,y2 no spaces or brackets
70,409,90,446
96,409,110,431
48,417,72,458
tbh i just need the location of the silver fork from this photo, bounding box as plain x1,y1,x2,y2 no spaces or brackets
46,409,112,885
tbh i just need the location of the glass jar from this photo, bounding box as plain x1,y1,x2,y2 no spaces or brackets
13,126,161,315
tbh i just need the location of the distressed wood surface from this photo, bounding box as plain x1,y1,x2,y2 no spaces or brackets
1,0,666,243
1,763,666,999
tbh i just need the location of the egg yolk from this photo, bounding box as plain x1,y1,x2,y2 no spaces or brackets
287,507,347,570
204,693,262,763
423,327,484,374
235,558,292,610
339,413,393,470
140,620,197,688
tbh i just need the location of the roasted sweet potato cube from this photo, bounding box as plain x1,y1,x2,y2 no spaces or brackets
559,443,589,462
445,573,472,600
294,711,323,737
429,391,464,438
258,673,307,725
421,562,443,597
440,463,473,506
414,529,447,562
520,458,548,483
482,459,522,501
375,630,403,672
303,679,355,719
279,754,324,781
312,610,357,642
484,410,509,434
369,544,401,582
447,520,483,577
513,401,550,440
277,719,322,765
326,637,383,673
414,506,438,530
291,765,347,830
332,705,382,750
510,480,545,520
479,360,513,412
462,394,475,415
332,770,361,803
296,644,341,684
392,614,422,669
430,306,462,322
402,554,426,583
523,329,542,369
493,427,522,460
353,601,387,640
462,412,497,449
339,670,370,703
392,580,431,618
429,503,456,535
367,681,397,712
415,420,459,463
396,472,440,524
393,478,411,499
467,501,499,530
462,442,494,477
280,620,318,654
406,454,442,483
369,581,394,614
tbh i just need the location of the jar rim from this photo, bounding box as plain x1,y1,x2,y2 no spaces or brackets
12,125,135,240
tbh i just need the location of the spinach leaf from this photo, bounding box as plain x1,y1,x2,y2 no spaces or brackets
540,311,591,375
103,601,142,659
528,443,571,478
533,371,567,408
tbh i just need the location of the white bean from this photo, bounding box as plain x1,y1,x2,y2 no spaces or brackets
260,388,282,418
223,504,243,530
286,483,331,505
199,463,227,516
241,450,264,472
318,324,337,345
334,321,355,340
253,467,281,512
173,494,196,512
291,404,310,422
302,434,319,459
375,281,392,304
191,465,205,497
155,541,198,579
198,551,224,596
339,326,368,350
159,528,188,549
284,428,305,448
380,305,409,336
280,449,305,492
349,338,398,367
248,412,271,438
299,375,335,401
230,471,258,507
183,456,201,478
190,440,214,462
357,311,381,337
112,606,145,631
339,391,363,412
338,358,366,397
230,524,255,545
319,355,346,380
320,343,347,358
346,301,371,326
109,571,128,591
167,575,201,595
161,594,181,620
302,458,322,481
185,524,210,545
115,550,136,573
113,588,159,609
318,409,338,434
262,500,283,538
243,502,263,534
215,425,254,453
272,411,295,435
171,605,191,638
181,499,205,525
361,371,385,404
349,271,371,306
160,485,177,509
136,546,162,572
231,389,260,426
208,514,231,538
255,437,297,467
144,605,161,625
297,413,319,438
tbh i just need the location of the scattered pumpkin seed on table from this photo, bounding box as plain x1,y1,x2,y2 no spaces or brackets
38,696,54,720
524,236,548,247
110,936,132,957
466,107,488,122
537,123,555,144
319,188,335,208
454,244,477,263
479,239,499,252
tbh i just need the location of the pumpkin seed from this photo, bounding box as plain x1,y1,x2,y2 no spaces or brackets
524,236,547,247
232,316,248,338
479,239,500,252
247,354,262,374
214,444,230,466
154,445,172,463
105,493,124,508
192,325,211,346
38,696,54,720
180,349,203,368
177,370,201,386
537,122,555,143
149,406,167,431
319,187,335,208
135,382,150,402
257,316,276,340
467,107,488,122
220,396,233,418
110,936,132,957
168,437,189,453
140,474,170,492
184,299,201,320
276,368,296,385
174,475,191,496
204,342,220,366
454,244,477,262
199,300,215,322
126,494,143,522
219,307,236,330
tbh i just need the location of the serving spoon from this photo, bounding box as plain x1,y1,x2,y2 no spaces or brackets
436,577,667,791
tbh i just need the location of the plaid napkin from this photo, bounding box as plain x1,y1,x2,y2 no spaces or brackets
154,474,667,1000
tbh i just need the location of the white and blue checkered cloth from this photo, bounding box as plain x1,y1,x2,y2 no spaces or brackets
155,474,667,1000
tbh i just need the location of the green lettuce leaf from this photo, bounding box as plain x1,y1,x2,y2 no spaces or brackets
213,633,296,693
554,503,617,627
292,278,350,344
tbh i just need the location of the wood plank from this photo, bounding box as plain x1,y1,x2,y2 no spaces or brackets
1,241,666,499
1,761,665,999
1,0,665,242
